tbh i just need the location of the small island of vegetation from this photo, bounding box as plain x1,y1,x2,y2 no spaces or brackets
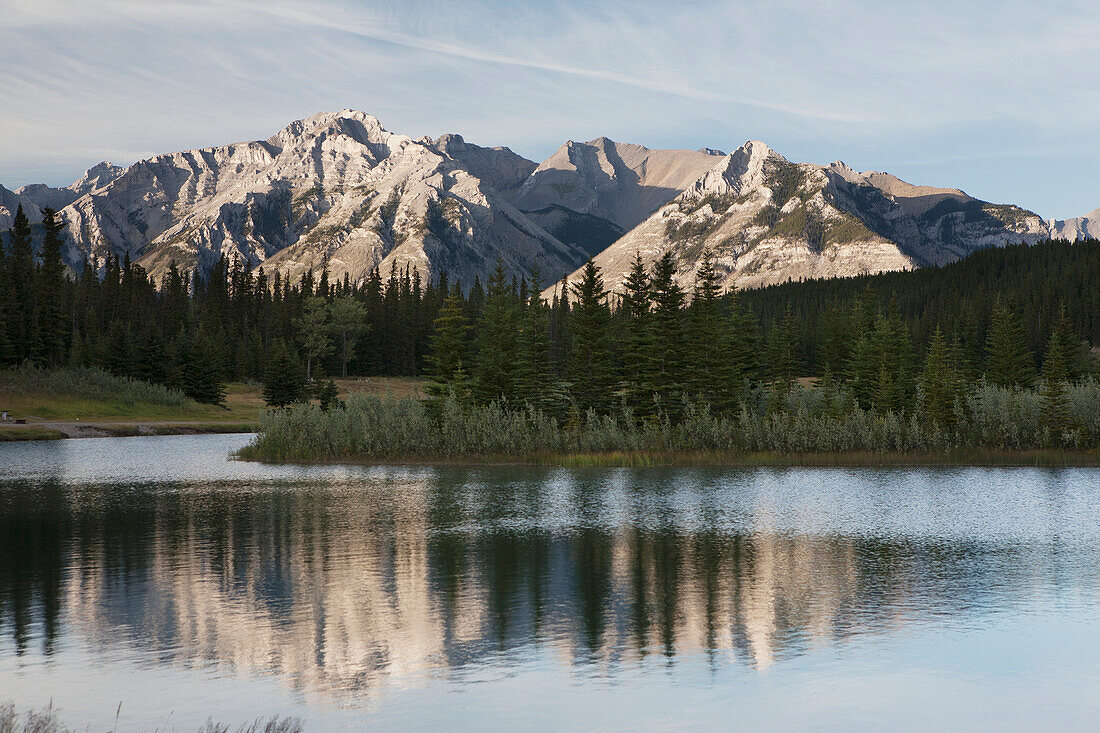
243,243,1100,466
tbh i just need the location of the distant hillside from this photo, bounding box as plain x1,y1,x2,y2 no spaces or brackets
738,239,1100,371
551,140,1073,297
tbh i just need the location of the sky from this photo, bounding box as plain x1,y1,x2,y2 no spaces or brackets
1,0,1097,218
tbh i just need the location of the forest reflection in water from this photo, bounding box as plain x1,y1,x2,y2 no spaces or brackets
4,459,1099,708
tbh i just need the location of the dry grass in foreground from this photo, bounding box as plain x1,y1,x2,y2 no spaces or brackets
0,701,302,733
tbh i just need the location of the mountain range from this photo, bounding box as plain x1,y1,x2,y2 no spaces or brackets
2,109,1095,294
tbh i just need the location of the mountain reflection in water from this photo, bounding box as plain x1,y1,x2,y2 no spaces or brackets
4,462,1097,707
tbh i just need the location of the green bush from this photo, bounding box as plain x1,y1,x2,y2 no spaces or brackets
241,379,1100,462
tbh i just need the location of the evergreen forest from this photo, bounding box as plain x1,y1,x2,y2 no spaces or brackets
3,204,1099,457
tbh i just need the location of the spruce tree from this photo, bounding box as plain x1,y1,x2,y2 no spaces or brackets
569,260,614,414
1039,327,1072,445
550,275,572,376
727,292,760,389
920,327,959,429
310,367,341,410
189,333,227,407
646,252,686,415
766,305,803,405
472,262,521,405
8,206,35,362
687,248,728,406
262,339,307,408
985,298,1035,388
515,267,554,413
38,208,68,366
1049,307,1088,381
875,305,914,413
619,252,652,414
427,288,471,404
818,300,852,378
171,331,227,406
134,328,167,385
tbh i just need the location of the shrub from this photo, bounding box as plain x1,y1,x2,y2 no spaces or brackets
0,365,193,408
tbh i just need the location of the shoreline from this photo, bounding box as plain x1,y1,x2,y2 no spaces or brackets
234,447,1100,468
0,421,257,441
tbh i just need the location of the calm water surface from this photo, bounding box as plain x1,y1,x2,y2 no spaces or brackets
2,434,1099,731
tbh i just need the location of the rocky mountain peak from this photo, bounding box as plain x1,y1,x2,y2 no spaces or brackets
69,161,125,195
680,139,783,202
3,112,1096,299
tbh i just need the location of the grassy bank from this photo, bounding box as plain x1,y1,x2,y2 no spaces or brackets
239,383,1100,466
0,367,427,439
0,424,66,441
243,447,1100,468
0,366,240,421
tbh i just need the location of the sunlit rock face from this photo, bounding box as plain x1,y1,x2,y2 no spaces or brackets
0,162,125,229
48,111,588,287
3,113,1095,292
548,140,1058,298
1048,207,1100,242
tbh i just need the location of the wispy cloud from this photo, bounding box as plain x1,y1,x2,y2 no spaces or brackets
248,1,874,123
0,0,1098,216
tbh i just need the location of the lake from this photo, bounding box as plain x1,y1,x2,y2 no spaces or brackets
2,434,1099,731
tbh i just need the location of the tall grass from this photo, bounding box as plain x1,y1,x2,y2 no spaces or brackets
240,379,1100,463
0,702,301,733
0,365,194,408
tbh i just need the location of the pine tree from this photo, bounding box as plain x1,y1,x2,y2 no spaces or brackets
515,267,554,413
618,252,652,414
569,260,614,414
550,275,572,376
920,327,959,429
427,288,471,403
727,292,760,389
766,305,803,405
262,339,307,408
472,262,521,405
38,208,68,366
1039,326,1072,445
8,206,36,362
985,298,1035,388
646,252,686,415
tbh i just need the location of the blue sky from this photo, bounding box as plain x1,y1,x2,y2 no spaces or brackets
1,0,1097,218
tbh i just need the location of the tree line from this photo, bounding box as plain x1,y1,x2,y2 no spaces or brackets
424,247,1096,442
2,204,1097,441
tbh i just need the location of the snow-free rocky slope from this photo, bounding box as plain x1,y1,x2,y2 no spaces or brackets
3,112,1096,292
511,138,723,258
21,113,734,286
550,140,1076,296
45,111,589,286
1,163,124,229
